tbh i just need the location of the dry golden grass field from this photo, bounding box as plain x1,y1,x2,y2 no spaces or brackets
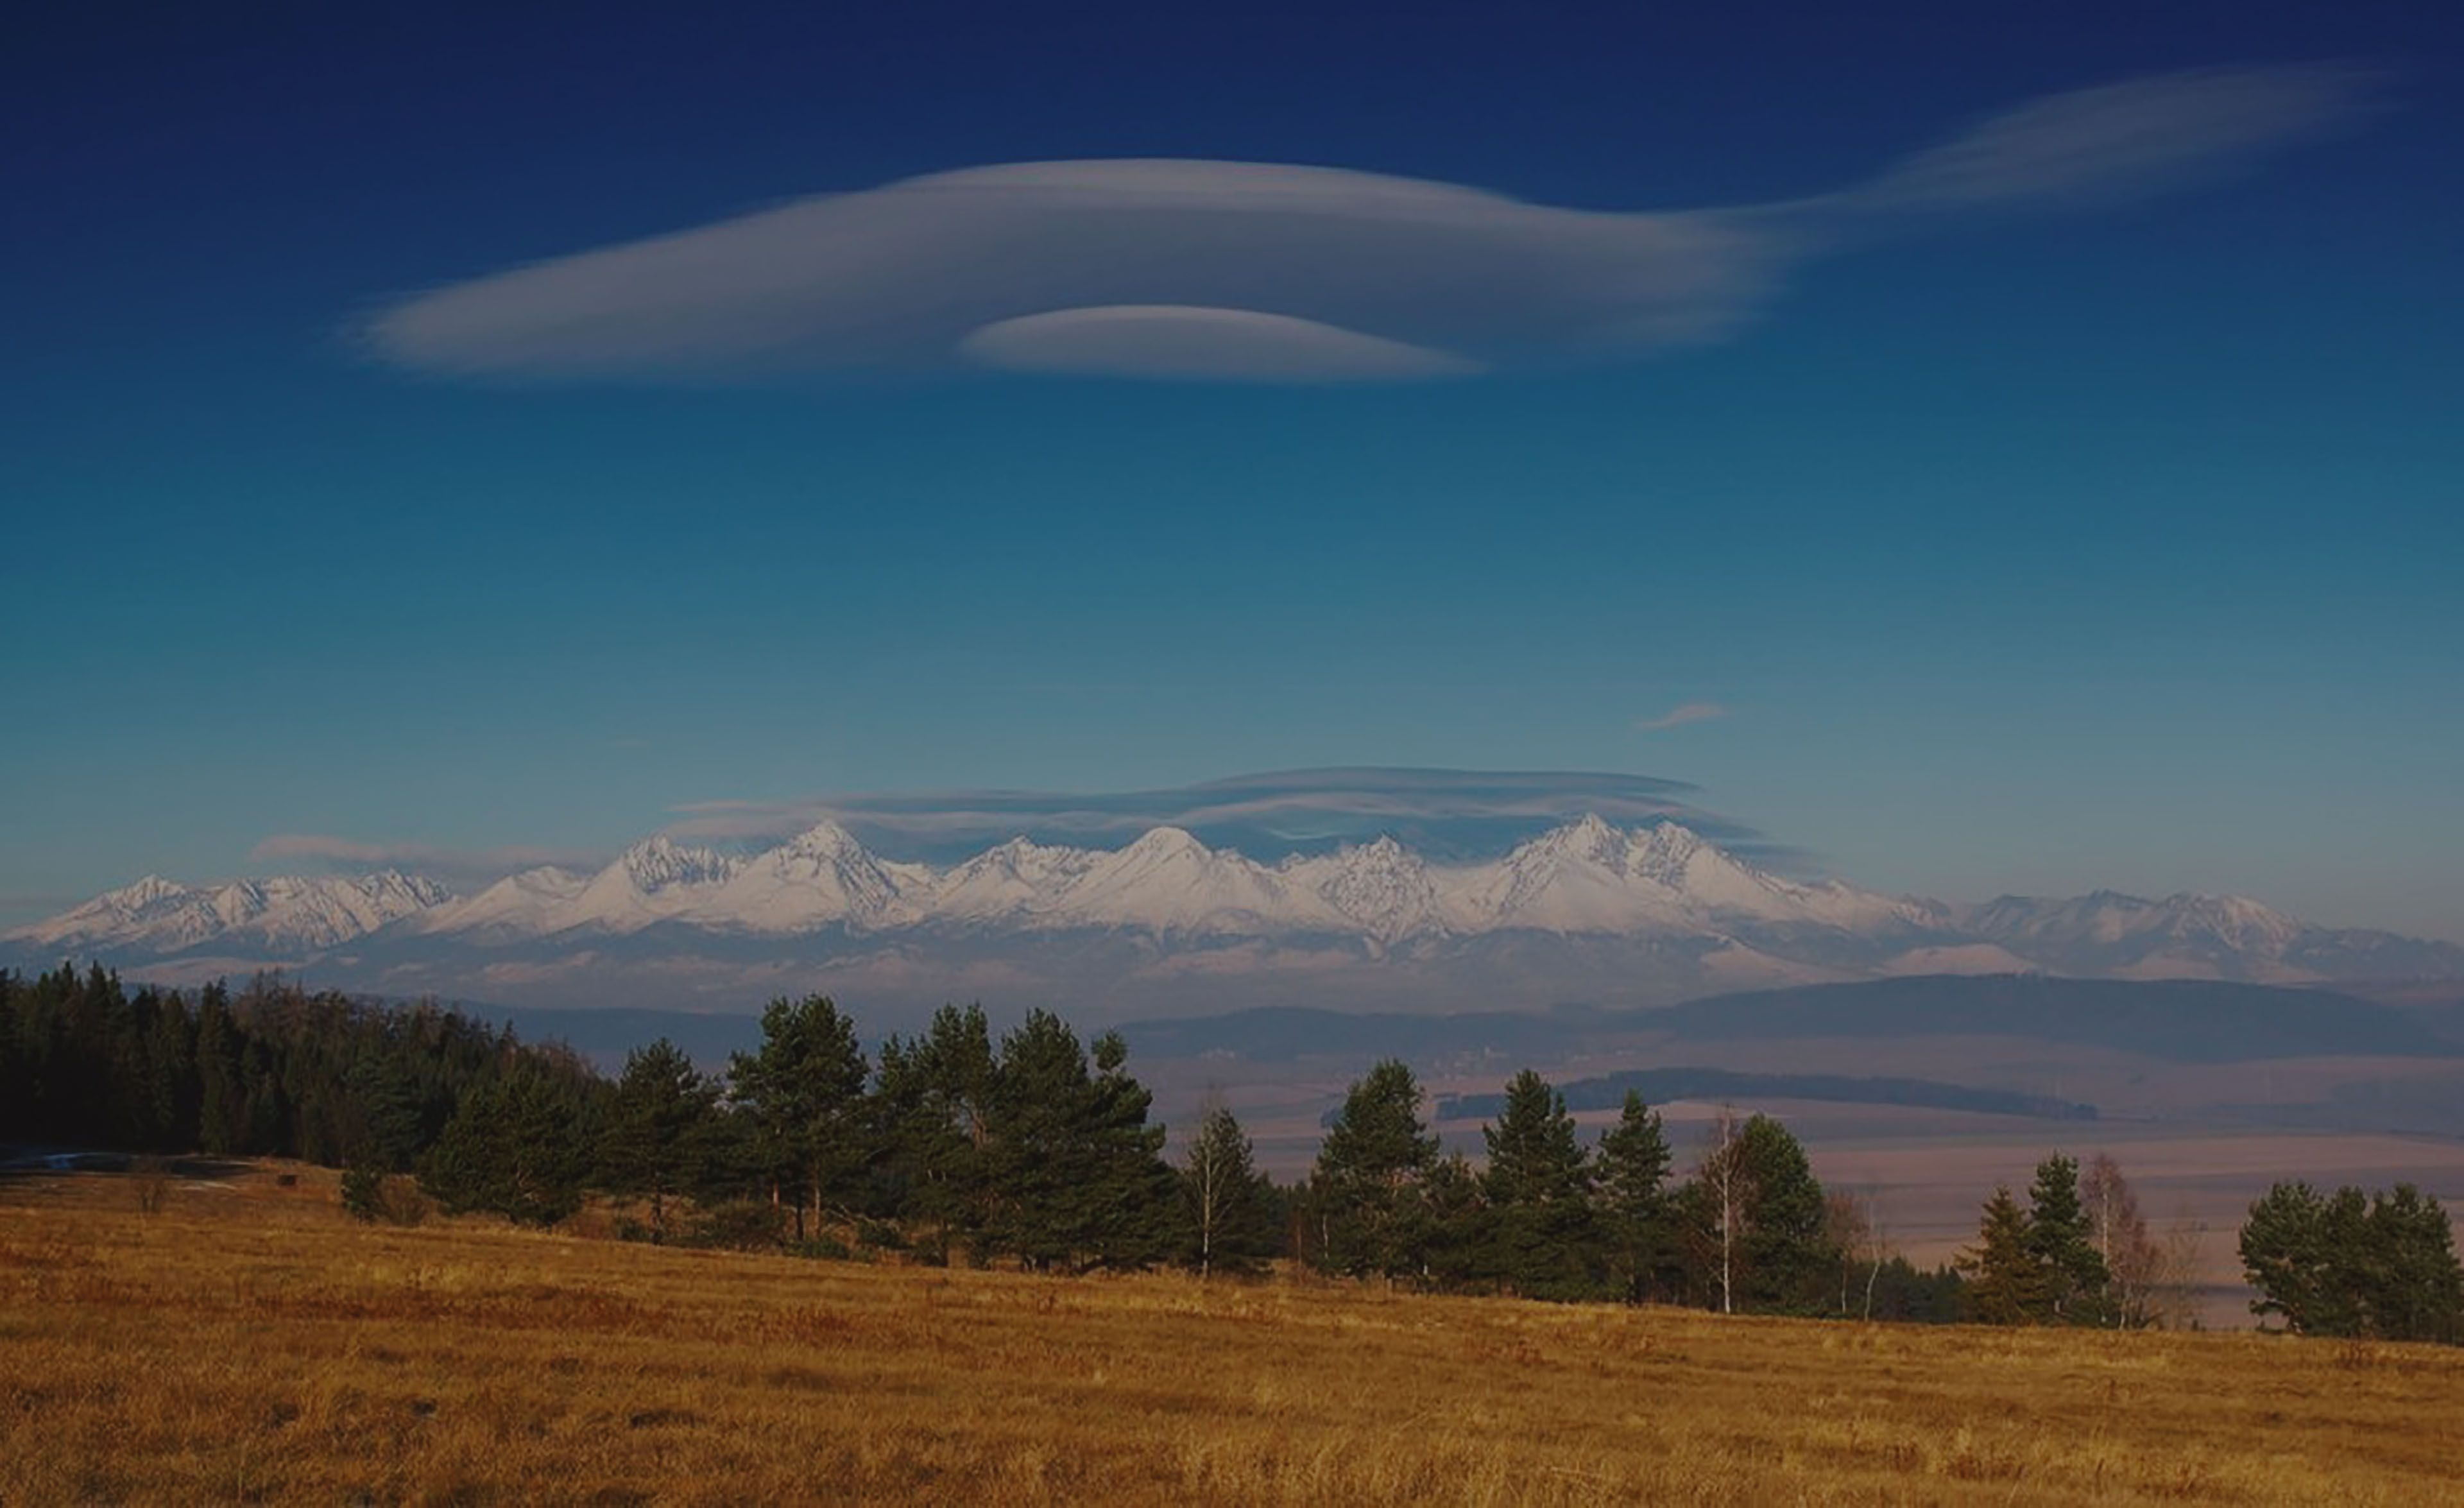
5,1165,2462,1505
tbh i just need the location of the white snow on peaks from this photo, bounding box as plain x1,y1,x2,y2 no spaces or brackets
1447,817,1905,936
930,837,1104,924
551,835,744,934
1286,835,1446,943
405,866,588,937
680,821,933,933
16,813,2454,991
19,871,452,954
1039,827,1342,936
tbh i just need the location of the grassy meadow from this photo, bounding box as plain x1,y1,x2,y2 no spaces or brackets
4,1165,2461,1505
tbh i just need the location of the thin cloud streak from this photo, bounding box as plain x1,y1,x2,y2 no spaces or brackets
1635,702,1731,733
361,65,2370,386
248,834,613,888
658,766,1801,868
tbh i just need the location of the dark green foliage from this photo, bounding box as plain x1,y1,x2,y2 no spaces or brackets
1477,1069,1603,1299
1179,1100,1281,1276
1309,1059,1440,1280
1865,1256,1967,1323
1595,1090,1679,1303
604,1038,723,1239
0,964,548,1170
980,1015,1176,1271
1679,1111,1836,1314
1959,1186,2051,1324
2025,1153,2114,1325
727,995,871,1242
420,1061,592,1227
2241,1181,2464,1342
1418,1151,1488,1289
875,1004,1000,1262
340,1163,386,1222
1731,1114,1834,1312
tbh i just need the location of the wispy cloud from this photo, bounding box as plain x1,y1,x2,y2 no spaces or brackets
248,835,612,889
359,65,2370,386
661,766,1803,868
1634,702,1730,733
1806,64,2377,221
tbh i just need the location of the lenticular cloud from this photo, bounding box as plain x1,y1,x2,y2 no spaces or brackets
361,65,2367,386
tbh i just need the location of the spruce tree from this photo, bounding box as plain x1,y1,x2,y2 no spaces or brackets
2363,1184,2464,1344
1595,1090,1677,1303
1478,1069,1602,1298
1731,1115,1833,1313
980,1013,1174,1271
420,1062,590,1228
728,995,871,1244
1310,1059,1439,1280
605,1038,723,1240
2026,1153,2114,1324
1958,1186,2049,1324
876,1004,1000,1262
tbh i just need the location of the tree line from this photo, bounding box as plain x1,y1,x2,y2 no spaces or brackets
10,964,2458,1341
1952,1151,2464,1342
0,964,595,1167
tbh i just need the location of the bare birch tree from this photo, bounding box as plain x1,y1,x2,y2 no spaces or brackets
1698,1104,1747,1315
2082,1152,2162,1327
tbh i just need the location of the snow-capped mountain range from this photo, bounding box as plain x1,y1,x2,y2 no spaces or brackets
11,818,2460,1015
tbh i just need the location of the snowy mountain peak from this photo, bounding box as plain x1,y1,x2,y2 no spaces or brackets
776,819,869,862
617,834,740,893
105,874,186,910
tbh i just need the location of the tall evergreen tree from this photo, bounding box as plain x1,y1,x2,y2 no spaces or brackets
1958,1186,2049,1324
978,1013,1176,1271
1731,1114,1834,1312
420,1061,590,1227
2363,1184,2464,1344
2026,1153,2114,1325
1310,1059,1439,1280
875,1004,1000,1262
1478,1069,1602,1299
193,982,248,1156
728,994,871,1242
604,1038,723,1240
1595,1090,1677,1304
2242,1180,2464,1342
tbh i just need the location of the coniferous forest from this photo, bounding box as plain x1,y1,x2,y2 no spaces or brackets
5,963,2456,1340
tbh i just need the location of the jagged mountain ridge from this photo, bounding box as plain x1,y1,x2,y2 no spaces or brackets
11,819,2461,1005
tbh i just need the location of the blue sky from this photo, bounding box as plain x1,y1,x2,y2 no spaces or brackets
6,1,2460,940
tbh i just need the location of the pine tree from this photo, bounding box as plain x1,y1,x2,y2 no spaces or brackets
1310,1059,1439,1280
420,1062,590,1227
1731,1114,1834,1312
2026,1153,2114,1325
2363,1184,2464,1344
1959,1186,2049,1324
1595,1090,1677,1303
2243,1180,2464,1342
2239,1181,2334,1335
875,1004,998,1263
604,1038,723,1240
728,995,871,1243
979,1013,1174,1271
194,982,248,1156
1478,1069,1602,1298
